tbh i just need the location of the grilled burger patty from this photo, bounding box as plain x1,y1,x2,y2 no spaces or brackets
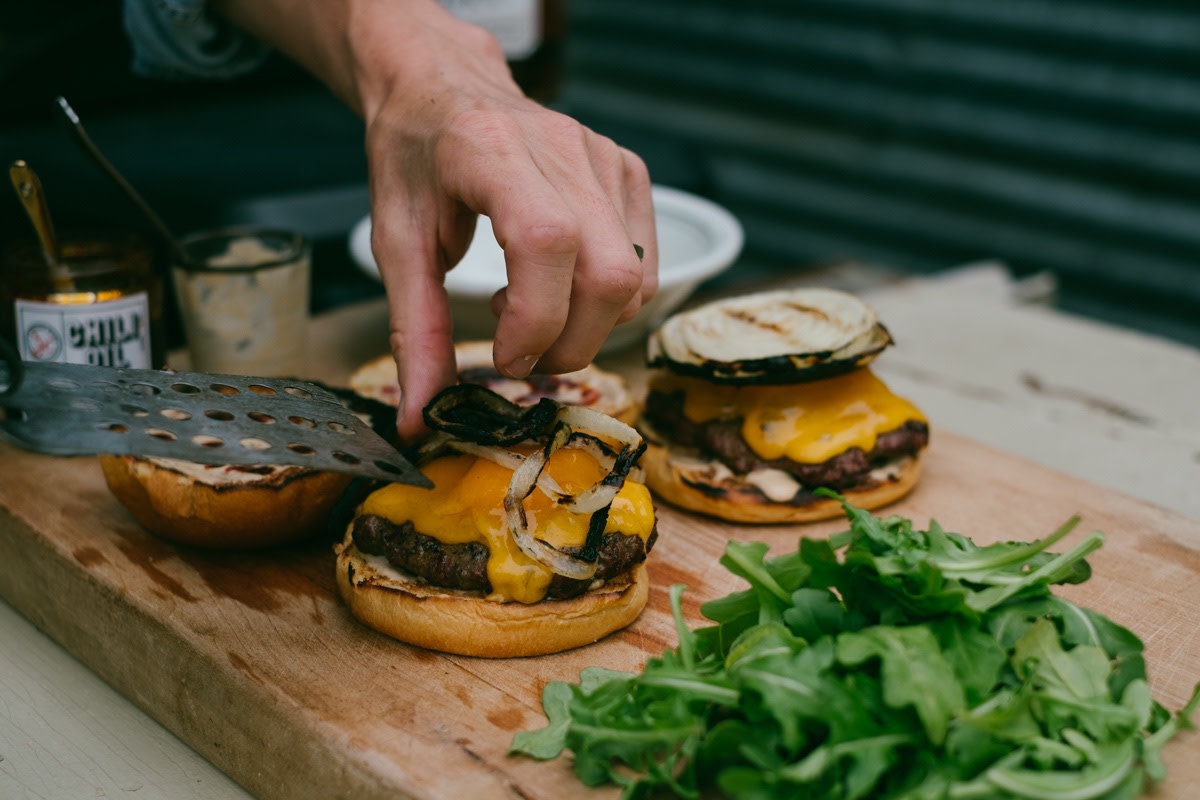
643,389,929,490
351,514,658,600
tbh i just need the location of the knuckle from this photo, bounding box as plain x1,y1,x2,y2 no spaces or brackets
512,216,581,257
502,288,568,333
586,258,644,308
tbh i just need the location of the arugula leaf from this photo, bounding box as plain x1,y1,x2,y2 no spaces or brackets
836,625,966,745
509,495,1199,800
983,739,1140,800
1137,679,1200,784
782,587,848,643
929,616,1009,703
509,680,574,759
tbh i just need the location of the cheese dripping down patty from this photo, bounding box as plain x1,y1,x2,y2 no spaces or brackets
650,367,926,465
359,449,655,605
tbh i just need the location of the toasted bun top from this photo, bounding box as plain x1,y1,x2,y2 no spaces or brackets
350,340,636,423
646,288,893,384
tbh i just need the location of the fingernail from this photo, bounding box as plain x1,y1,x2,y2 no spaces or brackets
501,354,541,379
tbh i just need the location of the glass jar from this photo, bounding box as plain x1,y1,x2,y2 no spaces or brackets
170,226,311,378
0,232,166,369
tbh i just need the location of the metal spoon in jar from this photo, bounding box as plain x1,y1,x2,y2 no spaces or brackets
8,159,75,291
54,96,195,267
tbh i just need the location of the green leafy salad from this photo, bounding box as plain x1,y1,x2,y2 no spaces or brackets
511,492,1199,799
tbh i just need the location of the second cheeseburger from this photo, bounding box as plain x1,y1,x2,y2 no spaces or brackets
637,287,930,523
336,384,656,658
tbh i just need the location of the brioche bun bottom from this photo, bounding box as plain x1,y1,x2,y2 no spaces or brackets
640,442,922,524
99,454,352,549
335,534,650,658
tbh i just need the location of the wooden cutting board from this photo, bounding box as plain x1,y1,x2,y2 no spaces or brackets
2,300,1197,800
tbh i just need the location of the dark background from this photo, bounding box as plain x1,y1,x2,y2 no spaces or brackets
3,0,1198,351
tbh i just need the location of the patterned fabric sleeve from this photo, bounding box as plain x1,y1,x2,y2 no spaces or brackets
123,0,270,79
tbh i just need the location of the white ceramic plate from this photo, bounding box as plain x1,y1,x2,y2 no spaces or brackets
347,184,744,351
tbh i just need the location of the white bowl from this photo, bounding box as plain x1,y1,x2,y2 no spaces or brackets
347,185,744,353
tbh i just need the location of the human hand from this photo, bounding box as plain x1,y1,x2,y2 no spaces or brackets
212,0,658,441
352,1,657,440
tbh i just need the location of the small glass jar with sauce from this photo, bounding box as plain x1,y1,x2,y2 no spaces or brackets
0,232,166,369
170,226,311,378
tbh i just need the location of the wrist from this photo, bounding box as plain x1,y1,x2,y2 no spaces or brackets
346,0,522,123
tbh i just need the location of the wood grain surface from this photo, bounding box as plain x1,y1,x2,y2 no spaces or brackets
1,297,1197,800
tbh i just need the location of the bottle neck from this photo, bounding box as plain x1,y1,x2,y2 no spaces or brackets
439,0,565,103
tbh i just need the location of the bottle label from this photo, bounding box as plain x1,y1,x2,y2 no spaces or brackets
15,292,153,368
441,0,540,59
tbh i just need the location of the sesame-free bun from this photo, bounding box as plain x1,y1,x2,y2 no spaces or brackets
334,530,650,658
99,454,352,549
639,441,922,525
350,340,637,425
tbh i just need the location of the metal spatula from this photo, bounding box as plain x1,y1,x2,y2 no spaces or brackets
0,341,430,487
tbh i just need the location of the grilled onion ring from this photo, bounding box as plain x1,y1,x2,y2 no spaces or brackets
422,385,646,579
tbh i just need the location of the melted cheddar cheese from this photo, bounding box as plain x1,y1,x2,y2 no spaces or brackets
651,368,925,465
361,449,654,604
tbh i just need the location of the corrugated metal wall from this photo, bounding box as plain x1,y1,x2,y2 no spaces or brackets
559,0,1200,346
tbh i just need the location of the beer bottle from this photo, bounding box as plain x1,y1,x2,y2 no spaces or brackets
439,0,566,103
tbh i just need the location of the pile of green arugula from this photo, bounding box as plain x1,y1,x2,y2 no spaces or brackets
511,492,1199,799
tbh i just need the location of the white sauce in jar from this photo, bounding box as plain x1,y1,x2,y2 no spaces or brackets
173,233,310,377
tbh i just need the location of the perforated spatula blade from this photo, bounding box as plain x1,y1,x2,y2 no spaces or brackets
0,351,431,488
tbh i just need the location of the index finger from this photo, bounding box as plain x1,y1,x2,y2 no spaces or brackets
371,209,458,443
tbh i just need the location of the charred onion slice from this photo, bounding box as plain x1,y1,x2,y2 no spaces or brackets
424,384,645,580
646,287,894,385
416,431,625,510
423,383,560,445
503,421,599,579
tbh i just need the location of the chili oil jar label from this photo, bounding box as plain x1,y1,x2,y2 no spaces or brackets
15,291,152,367
1,233,166,369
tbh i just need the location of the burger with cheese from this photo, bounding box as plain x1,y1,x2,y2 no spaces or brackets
335,383,656,658
637,287,929,523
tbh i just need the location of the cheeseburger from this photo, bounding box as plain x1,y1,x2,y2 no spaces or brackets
335,383,656,658
637,287,929,523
